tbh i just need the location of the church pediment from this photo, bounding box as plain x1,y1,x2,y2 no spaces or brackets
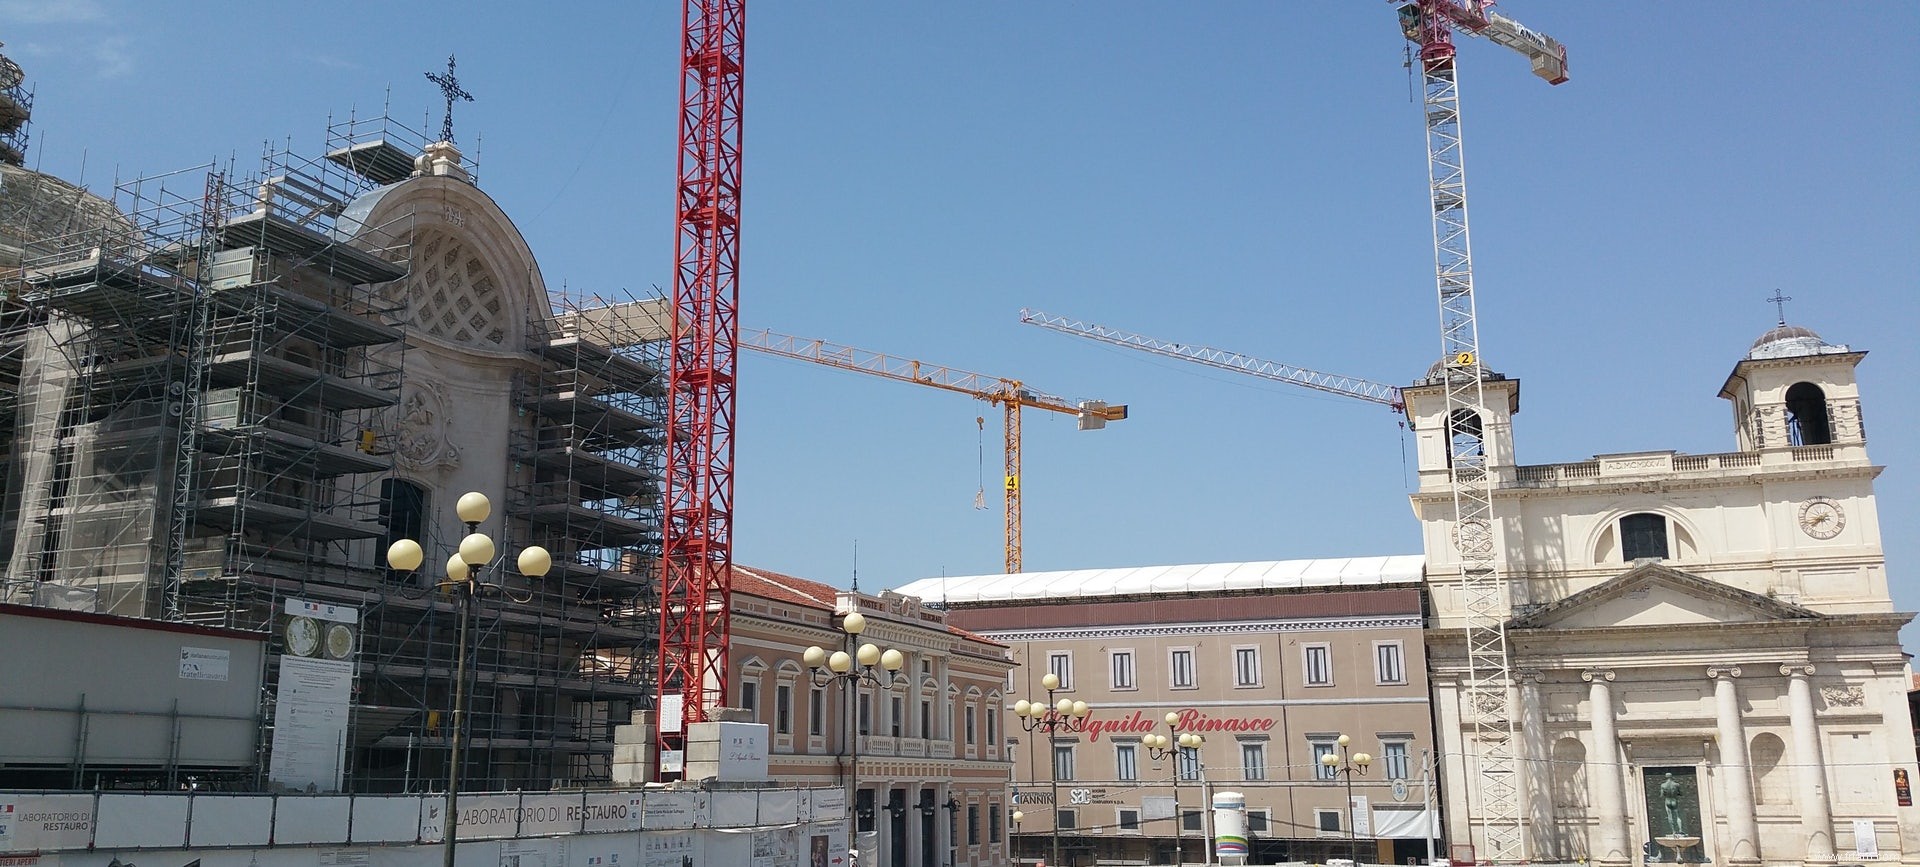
1510,562,1821,631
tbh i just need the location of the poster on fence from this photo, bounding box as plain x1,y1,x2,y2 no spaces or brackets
752,828,796,867
641,830,696,867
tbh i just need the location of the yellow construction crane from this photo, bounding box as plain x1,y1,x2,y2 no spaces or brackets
742,328,1128,573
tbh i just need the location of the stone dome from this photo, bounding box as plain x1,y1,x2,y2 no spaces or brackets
1418,356,1507,387
0,163,135,271
1746,323,1848,361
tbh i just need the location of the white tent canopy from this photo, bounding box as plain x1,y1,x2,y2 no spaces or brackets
892,555,1423,605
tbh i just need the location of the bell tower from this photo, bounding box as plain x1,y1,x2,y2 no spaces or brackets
1400,360,1522,488
1718,323,1867,461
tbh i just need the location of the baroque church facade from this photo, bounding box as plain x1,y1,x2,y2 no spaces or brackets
1413,325,1915,865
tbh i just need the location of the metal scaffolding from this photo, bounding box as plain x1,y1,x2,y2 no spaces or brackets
0,112,666,793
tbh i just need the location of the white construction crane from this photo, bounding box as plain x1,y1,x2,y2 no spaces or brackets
1399,2,1567,862
1019,308,1403,412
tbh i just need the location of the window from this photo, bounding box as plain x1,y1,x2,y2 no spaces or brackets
1382,741,1411,780
1178,745,1200,782
379,480,427,573
966,705,977,745
890,696,904,737
1447,409,1484,468
986,703,997,746
1233,646,1261,687
967,805,980,845
1116,743,1138,781
1169,648,1196,689
1241,742,1266,781
1057,809,1077,830
1111,650,1136,690
1312,741,1337,780
857,790,876,832
1247,810,1269,835
1375,641,1406,685
775,684,793,735
1785,382,1833,446
1118,808,1141,832
859,693,871,735
741,681,760,722
990,805,1002,842
1054,744,1076,781
1303,643,1332,686
1317,809,1342,834
810,685,827,736
1182,810,1203,832
1622,513,1670,560
1047,652,1073,690
921,699,933,739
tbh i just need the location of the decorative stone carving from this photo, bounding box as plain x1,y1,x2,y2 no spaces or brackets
1819,685,1865,708
1706,666,1742,679
1581,669,1616,683
1779,663,1815,678
395,379,460,472
392,230,509,347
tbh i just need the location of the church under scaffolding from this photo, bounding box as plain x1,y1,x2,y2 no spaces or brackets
0,94,666,792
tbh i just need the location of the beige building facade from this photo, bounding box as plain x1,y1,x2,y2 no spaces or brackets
900,560,1440,866
1413,324,1918,866
727,567,1019,867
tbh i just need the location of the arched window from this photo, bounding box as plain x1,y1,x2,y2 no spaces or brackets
1785,382,1832,446
1750,733,1789,805
1447,409,1485,468
1621,513,1669,561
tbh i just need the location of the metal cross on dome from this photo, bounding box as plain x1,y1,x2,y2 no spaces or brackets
1767,290,1793,326
425,54,474,144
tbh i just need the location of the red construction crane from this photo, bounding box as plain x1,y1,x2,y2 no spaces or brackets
657,0,745,778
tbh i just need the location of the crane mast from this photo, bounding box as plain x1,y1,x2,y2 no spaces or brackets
1400,1,1565,860
658,0,745,777
742,328,1126,573
1021,309,1404,411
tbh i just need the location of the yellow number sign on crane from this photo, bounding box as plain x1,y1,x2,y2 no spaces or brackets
742,328,1127,573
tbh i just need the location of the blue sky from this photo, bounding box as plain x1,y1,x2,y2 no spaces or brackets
8,3,1917,641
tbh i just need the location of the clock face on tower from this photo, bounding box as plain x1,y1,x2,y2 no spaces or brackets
1798,497,1845,540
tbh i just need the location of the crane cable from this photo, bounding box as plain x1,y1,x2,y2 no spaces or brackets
974,416,988,510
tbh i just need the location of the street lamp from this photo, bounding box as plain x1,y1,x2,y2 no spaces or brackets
1143,712,1204,866
1014,673,1090,867
805,610,904,858
385,491,551,867
1319,734,1373,866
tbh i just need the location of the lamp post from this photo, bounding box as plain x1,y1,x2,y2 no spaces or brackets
385,491,552,867
805,610,903,861
1319,734,1373,866
1010,809,1024,865
1144,712,1204,866
1014,673,1090,867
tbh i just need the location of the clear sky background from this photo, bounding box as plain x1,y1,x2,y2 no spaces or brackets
7,3,1916,640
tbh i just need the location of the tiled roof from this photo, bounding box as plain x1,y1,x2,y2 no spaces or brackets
730,565,839,610
727,564,1005,649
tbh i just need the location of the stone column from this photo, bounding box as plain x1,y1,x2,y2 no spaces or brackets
1583,669,1632,867
1518,671,1557,860
1784,663,1837,865
1708,666,1761,866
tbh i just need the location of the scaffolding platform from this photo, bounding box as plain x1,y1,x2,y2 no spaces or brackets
214,211,407,285
205,349,397,410
324,139,415,187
